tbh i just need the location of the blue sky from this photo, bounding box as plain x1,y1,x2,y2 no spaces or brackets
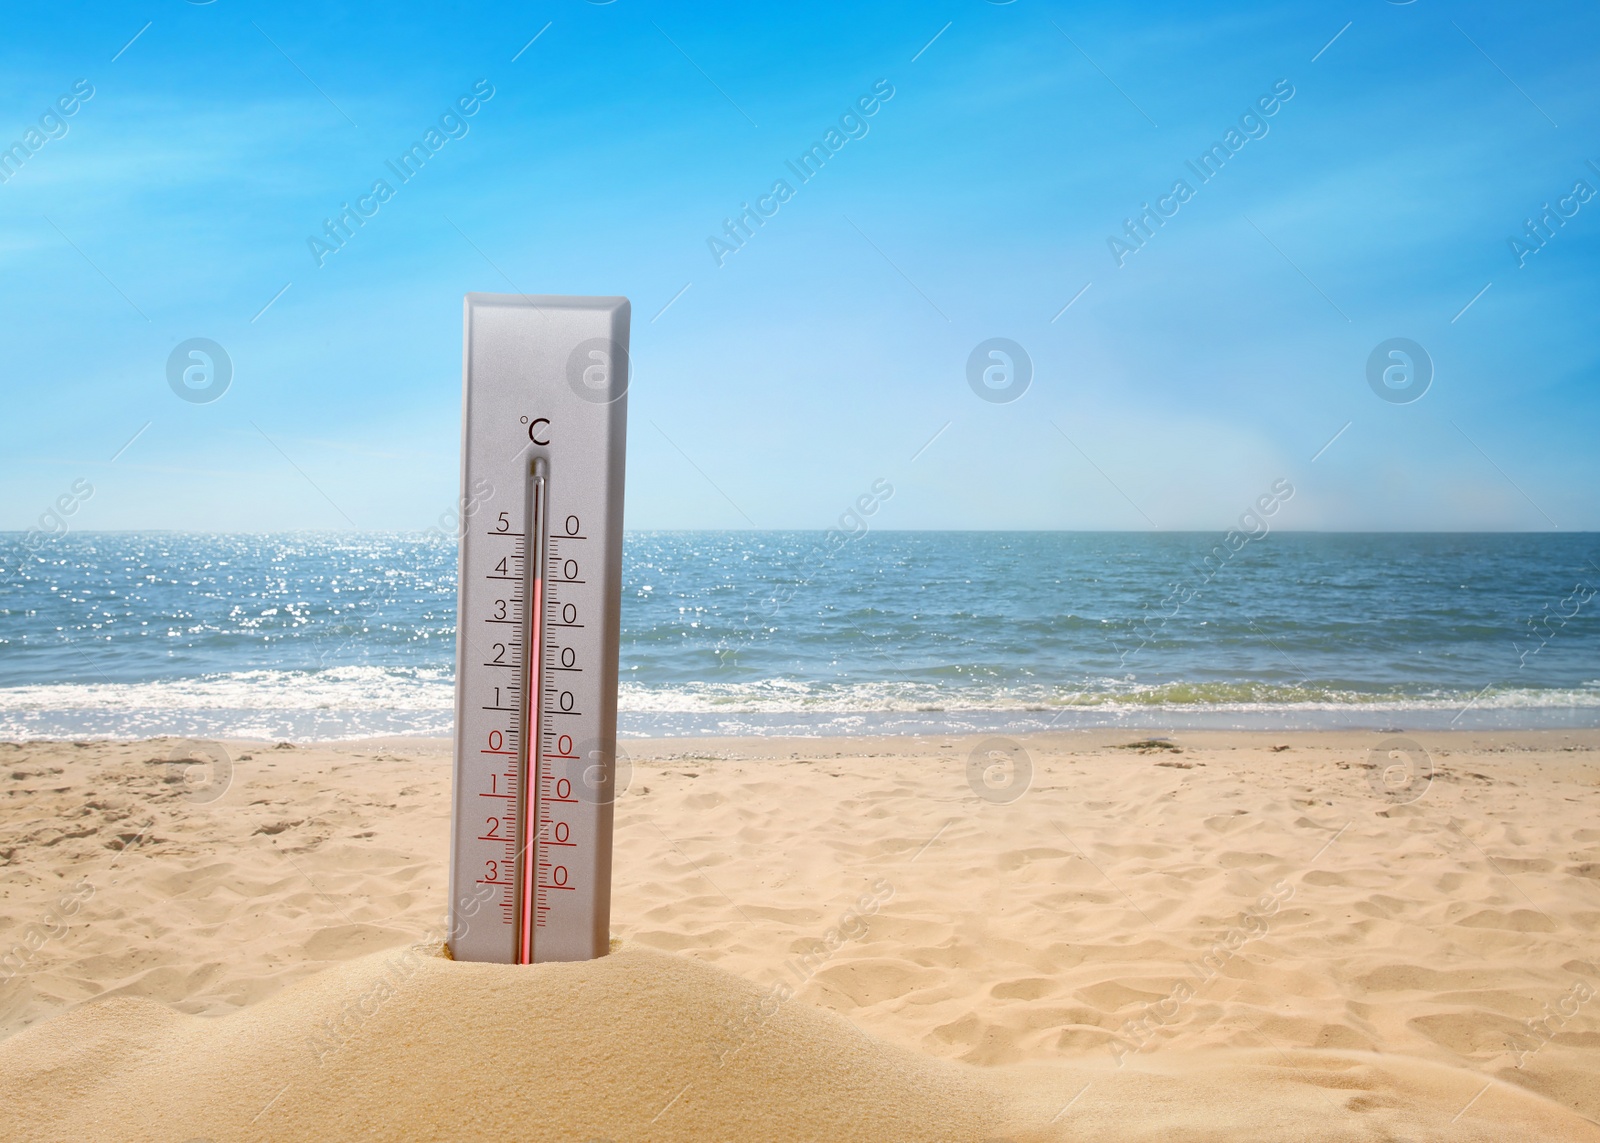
1,0,1596,533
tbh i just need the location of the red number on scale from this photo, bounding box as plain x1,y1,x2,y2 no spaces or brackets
553,866,568,886
488,730,503,751
556,779,571,799
554,821,569,843
558,734,572,755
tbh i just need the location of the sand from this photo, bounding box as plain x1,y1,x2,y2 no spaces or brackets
2,729,1598,1140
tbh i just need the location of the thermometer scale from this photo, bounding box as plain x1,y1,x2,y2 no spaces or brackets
448,293,629,963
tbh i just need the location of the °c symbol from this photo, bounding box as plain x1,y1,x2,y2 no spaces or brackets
529,417,551,445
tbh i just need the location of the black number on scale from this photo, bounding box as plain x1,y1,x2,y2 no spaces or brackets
493,599,507,620
496,512,510,533
560,647,575,668
565,515,580,535
493,643,507,663
562,559,578,580
562,604,576,624
495,557,508,575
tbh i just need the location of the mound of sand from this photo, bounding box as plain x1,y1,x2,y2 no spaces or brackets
2,944,1595,1142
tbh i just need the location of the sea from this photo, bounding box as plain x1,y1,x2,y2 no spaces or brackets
1,531,1597,741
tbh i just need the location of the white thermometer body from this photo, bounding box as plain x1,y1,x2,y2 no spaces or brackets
448,293,629,963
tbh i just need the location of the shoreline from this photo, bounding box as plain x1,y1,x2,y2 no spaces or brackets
6,706,1600,746
6,725,1600,751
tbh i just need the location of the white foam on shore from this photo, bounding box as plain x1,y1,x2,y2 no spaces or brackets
2,667,1598,741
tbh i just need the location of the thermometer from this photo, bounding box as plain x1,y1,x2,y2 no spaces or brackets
448,293,629,963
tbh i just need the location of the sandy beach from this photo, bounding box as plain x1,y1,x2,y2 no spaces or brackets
2,729,1598,1140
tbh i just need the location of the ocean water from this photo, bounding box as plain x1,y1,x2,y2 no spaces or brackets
0,531,1596,740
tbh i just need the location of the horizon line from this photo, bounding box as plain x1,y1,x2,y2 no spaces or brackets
2,527,1591,538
